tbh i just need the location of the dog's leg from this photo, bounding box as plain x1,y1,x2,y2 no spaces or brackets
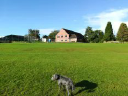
62,85,66,91
57,83,62,96
58,82,62,91
70,90,73,96
59,84,61,91
71,85,74,96
66,86,70,96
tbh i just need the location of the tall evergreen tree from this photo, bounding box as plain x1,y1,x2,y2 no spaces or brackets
104,22,115,41
117,23,128,42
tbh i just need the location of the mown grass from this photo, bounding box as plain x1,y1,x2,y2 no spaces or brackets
0,43,128,96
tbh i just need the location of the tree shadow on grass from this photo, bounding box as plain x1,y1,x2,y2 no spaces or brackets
74,80,98,95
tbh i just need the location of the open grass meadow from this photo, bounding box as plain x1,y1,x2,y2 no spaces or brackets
0,43,128,96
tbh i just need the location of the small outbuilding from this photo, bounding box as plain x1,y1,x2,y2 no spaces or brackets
42,35,48,42
42,38,47,42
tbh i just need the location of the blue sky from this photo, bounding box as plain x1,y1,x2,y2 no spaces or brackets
1,0,128,37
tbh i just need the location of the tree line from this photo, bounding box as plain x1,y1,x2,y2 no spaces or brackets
27,29,59,41
27,21,128,43
84,22,128,43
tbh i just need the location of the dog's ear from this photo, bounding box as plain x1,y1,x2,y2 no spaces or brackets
55,74,60,80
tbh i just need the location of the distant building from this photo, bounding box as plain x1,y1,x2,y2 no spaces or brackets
55,28,84,42
42,35,48,42
0,35,25,43
3,35,24,41
42,38,47,42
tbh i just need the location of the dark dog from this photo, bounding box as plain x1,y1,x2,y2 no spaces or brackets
51,74,75,96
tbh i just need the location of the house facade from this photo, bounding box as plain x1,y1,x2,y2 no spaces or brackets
55,28,84,42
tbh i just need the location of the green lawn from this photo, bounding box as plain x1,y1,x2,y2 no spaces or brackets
0,43,128,96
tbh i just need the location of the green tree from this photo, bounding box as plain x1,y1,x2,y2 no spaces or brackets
84,27,104,43
104,22,115,41
94,30,104,43
48,30,59,39
84,27,93,42
28,29,40,40
117,23,128,42
42,35,48,38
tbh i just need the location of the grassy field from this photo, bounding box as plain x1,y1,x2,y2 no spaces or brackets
0,43,128,96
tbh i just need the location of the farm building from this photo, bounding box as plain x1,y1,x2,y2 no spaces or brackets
55,28,84,42
0,35,25,43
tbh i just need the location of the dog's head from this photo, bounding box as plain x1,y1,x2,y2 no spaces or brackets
51,74,60,81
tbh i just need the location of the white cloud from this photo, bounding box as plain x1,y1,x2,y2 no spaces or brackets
84,8,128,34
39,29,54,35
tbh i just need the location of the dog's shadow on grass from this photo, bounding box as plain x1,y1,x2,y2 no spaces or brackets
74,80,98,95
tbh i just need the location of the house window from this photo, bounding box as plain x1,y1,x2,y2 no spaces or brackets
65,40,67,41
61,35,63,38
61,40,63,41
57,36,60,38
65,35,67,37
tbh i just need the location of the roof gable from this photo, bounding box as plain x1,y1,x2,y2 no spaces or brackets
62,28,84,39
